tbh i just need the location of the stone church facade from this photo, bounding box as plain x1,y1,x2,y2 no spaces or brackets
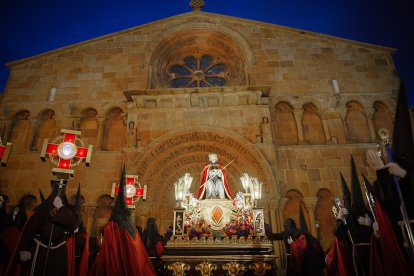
0,8,399,264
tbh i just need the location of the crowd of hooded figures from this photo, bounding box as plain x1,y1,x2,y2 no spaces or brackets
0,165,161,276
1,88,414,276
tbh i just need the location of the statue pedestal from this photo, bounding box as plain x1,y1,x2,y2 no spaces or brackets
162,237,277,275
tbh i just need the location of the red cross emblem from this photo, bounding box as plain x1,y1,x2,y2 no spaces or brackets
111,175,147,208
0,137,12,167
40,129,93,177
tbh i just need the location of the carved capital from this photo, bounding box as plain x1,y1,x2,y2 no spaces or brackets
278,197,288,210
302,197,318,211
364,107,375,119
85,205,97,217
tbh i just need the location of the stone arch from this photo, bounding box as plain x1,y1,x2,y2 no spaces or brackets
302,102,326,145
147,22,254,88
314,188,336,250
345,100,370,143
323,111,347,144
102,107,126,151
128,126,277,232
92,194,114,238
31,109,58,151
271,101,298,145
372,100,393,138
7,110,31,152
78,108,99,147
282,189,308,228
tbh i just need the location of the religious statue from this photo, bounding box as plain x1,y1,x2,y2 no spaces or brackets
197,153,232,199
126,121,137,147
259,116,271,144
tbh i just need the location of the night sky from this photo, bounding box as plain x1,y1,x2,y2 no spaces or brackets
1,0,413,106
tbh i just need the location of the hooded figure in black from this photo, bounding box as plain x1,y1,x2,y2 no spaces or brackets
13,179,79,276
333,156,373,276
142,217,164,274
89,164,156,276
366,84,414,263
269,208,324,276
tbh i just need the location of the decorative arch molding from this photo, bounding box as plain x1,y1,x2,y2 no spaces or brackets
144,20,255,68
145,21,255,88
128,126,278,204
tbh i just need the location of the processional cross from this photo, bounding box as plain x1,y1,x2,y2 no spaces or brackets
0,137,12,166
40,129,93,178
111,175,147,208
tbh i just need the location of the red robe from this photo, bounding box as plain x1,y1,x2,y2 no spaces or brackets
89,221,156,276
197,164,232,199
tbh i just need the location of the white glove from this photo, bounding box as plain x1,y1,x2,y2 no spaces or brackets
19,251,31,262
287,236,293,244
373,221,380,238
358,214,373,227
53,196,63,209
337,208,348,220
366,149,384,170
0,196,4,208
385,162,407,178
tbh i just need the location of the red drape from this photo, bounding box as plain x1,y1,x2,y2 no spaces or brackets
375,201,413,275
89,221,156,276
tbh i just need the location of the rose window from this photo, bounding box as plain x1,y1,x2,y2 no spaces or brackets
168,54,229,88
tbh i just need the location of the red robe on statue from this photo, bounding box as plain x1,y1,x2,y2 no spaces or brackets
197,164,232,200
89,221,156,276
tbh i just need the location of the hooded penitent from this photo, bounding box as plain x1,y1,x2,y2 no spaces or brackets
340,172,351,210
350,155,366,214
89,164,156,276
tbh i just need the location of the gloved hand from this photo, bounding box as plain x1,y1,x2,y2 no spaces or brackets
372,221,380,238
19,251,31,262
287,236,293,244
0,196,4,208
358,214,373,227
385,162,407,178
53,196,63,209
337,208,348,220
366,149,384,170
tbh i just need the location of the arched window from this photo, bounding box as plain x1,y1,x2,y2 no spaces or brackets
272,102,298,145
78,108,99,147
9,110,31,152
102,107,126,151
302,102,325,144
32,109,57,151
372,101,393,138
345,101,370,143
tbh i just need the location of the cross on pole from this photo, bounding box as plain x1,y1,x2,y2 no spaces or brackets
111,175,147,208
0,137,12,167
40,129,93,178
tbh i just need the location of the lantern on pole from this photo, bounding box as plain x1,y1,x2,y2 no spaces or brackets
40,129,93,179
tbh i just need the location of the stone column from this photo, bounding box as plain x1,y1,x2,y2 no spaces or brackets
275,198,287,271
320,111,332,144
96,115,104,150
85,205,97,237
364,108,377,142
303,197,318,237
293,111,305,144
